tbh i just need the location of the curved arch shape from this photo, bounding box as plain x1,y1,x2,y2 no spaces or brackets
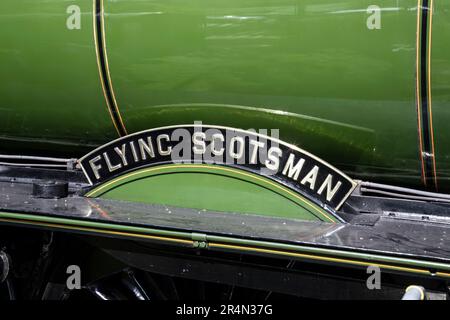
86,164,338,222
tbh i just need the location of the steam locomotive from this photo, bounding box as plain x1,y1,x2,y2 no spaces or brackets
0,0,448,300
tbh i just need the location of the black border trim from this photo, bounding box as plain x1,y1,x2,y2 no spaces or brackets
417,0,437,190
94,0,127,137
420,0,433,186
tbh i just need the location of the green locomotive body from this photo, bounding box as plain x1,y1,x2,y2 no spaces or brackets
0,0,449,301
1,0,450,191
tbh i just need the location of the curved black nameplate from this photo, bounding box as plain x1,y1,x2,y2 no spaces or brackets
79,125,357,211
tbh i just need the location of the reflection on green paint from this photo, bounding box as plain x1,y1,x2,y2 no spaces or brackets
91,165,335,222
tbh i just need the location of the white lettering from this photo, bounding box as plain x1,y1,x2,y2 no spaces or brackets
301,165,319,190
138,137,155,160
89,155,102,180
211,133,225,156
317,174,342,201
282,154,305,180
114,144,128,166
265,147,282,172
229,136,244,160
192,132,206,155
157,134,172,156
103,152,121,172
249,139,265,164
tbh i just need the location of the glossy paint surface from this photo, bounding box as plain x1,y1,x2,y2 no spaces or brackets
90,165,333,221
0,0,448,192
104,0,421,188
0,0,116,154
431,2,450,190
1,178,450,274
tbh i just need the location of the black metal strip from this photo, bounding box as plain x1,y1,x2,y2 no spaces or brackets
94,0,127,137
420,0,432,184
417,0,437,189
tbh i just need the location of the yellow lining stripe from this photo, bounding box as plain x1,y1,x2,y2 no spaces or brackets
0,217,192,245
99,0,127,135
209,242,450,278
85,164,336,223
415,0,438,189
92,0,127,136
416,0,426,185
1,216,449,279
427,0,438,189
93,0,120,136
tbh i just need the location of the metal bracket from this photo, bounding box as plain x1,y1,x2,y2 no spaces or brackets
191,233,208,249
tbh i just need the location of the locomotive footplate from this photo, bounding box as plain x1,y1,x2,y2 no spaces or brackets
0,164,449,299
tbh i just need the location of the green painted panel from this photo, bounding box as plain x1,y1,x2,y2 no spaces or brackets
2,1,450,192
101,172,320,220
431,1,450,190
92,165,335,221
104,0,422,188
0,0,117,155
